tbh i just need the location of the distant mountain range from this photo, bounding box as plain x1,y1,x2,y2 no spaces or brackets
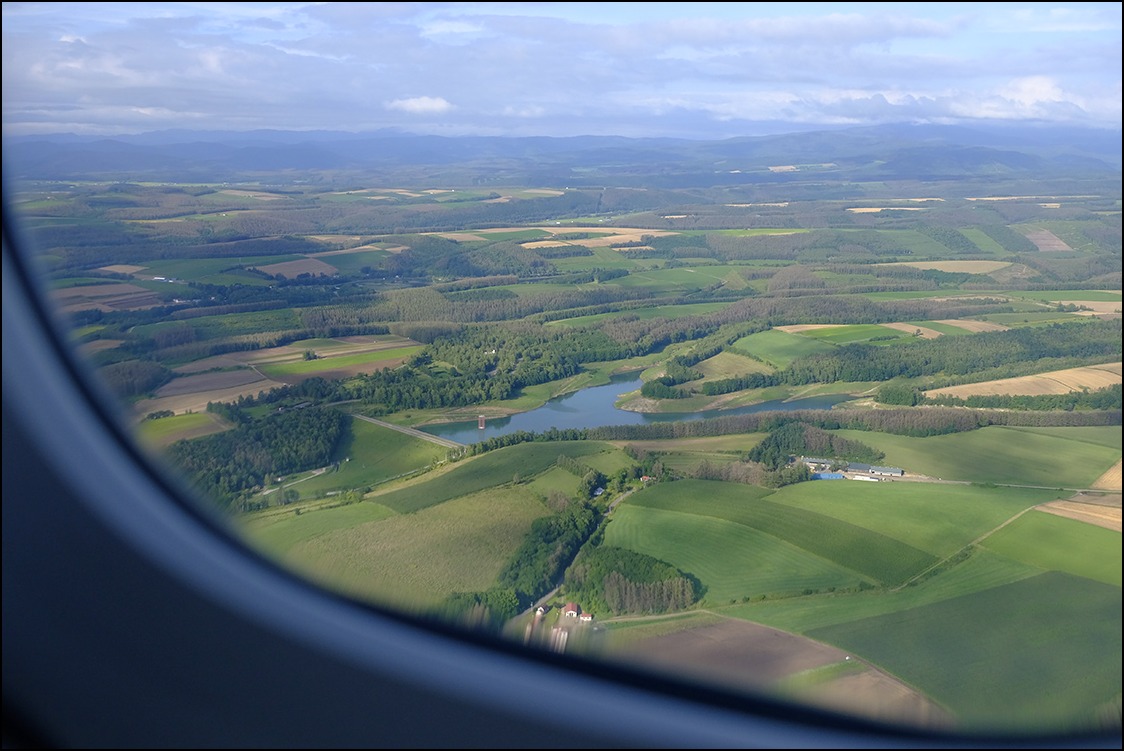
4,122,1121,186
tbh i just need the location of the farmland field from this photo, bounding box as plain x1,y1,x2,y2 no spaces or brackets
693,350,775,380
257,345,424,379
368,441,615,514
797,324,914,345
605,504,870,603
277,416,447,498
805,573,1122,732
831,426,1122,488
254,485,551,611
764,482,1056,556
878,260,1013,273
136,411,232,448
925,361,1121,398
731,329,836,368
621,480,937,586
980,510,1122,586
603,616,950,728
12,133,1121,739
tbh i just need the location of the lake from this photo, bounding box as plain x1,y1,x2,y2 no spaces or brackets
420,373,855,444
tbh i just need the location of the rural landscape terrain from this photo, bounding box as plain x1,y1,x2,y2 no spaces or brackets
6,124,1121,736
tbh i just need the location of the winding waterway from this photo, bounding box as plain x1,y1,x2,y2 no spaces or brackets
420,373,855,444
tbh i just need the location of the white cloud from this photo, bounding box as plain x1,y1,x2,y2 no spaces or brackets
385,96,455,115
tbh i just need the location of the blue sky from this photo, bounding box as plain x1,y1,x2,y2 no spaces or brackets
2,2,1120,138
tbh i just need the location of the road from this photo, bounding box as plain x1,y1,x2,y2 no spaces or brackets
350,413,464,449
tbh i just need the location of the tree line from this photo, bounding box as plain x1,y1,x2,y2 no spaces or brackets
164,406,348,510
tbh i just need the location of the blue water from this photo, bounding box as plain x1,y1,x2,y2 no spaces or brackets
419,373,854,444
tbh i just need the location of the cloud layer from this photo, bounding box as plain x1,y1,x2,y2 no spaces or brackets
3,2,1120,137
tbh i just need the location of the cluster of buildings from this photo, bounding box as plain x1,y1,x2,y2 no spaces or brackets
801,457,904,481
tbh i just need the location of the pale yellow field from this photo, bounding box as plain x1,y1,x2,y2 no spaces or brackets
218,189,285,200
774,324,849,333
932,319,1010,332
1062,300,1124,316
51,283,165,313
1038,496,1122,531
174,335,418,373
880,260,1012,273
925,362,1122,398
305,234,367,244
133,375,287,417
437,232,489,241
255,258,339,278
846,207,926,213
1091,460,1123,492
880,322,942,339
1023,229,1072,252
98,264,147,274
308,244,397,257
521,241,575,249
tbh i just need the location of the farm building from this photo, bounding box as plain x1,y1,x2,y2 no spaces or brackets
851,475,881,482
812,472,845,480
801,457,834,471
846,462,903,476
563,603,580,618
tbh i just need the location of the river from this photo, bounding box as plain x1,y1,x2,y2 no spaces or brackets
419,373,855,444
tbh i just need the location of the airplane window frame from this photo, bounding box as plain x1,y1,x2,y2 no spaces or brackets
2,175,1120,748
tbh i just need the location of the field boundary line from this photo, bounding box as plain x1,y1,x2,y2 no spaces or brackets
893,505,1038,591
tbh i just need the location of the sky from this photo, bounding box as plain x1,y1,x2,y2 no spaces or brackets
2,2,1121,139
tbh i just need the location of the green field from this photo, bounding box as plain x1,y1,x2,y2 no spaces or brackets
281,417,447,498
806,573,1122,732
258,485,551,611
832,426,1121,488
798,324,913,345
1000,425,1122,450
135,411,231,448
142,256,302,281
526,465,582,498
766,481,1055,557
257,346,423,377
981,510,1122,586
958,227,1010,255
613,266,732,292
605,505,868,604
241,499,398,554
313,250,391,274
972,311,1086,326
694,350,775,380
905,320,976,336
1005,289,1122,303
720,547,1042,633
369,441,615,514
133,308,303,340
624,480,937,585
731,329,836,368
